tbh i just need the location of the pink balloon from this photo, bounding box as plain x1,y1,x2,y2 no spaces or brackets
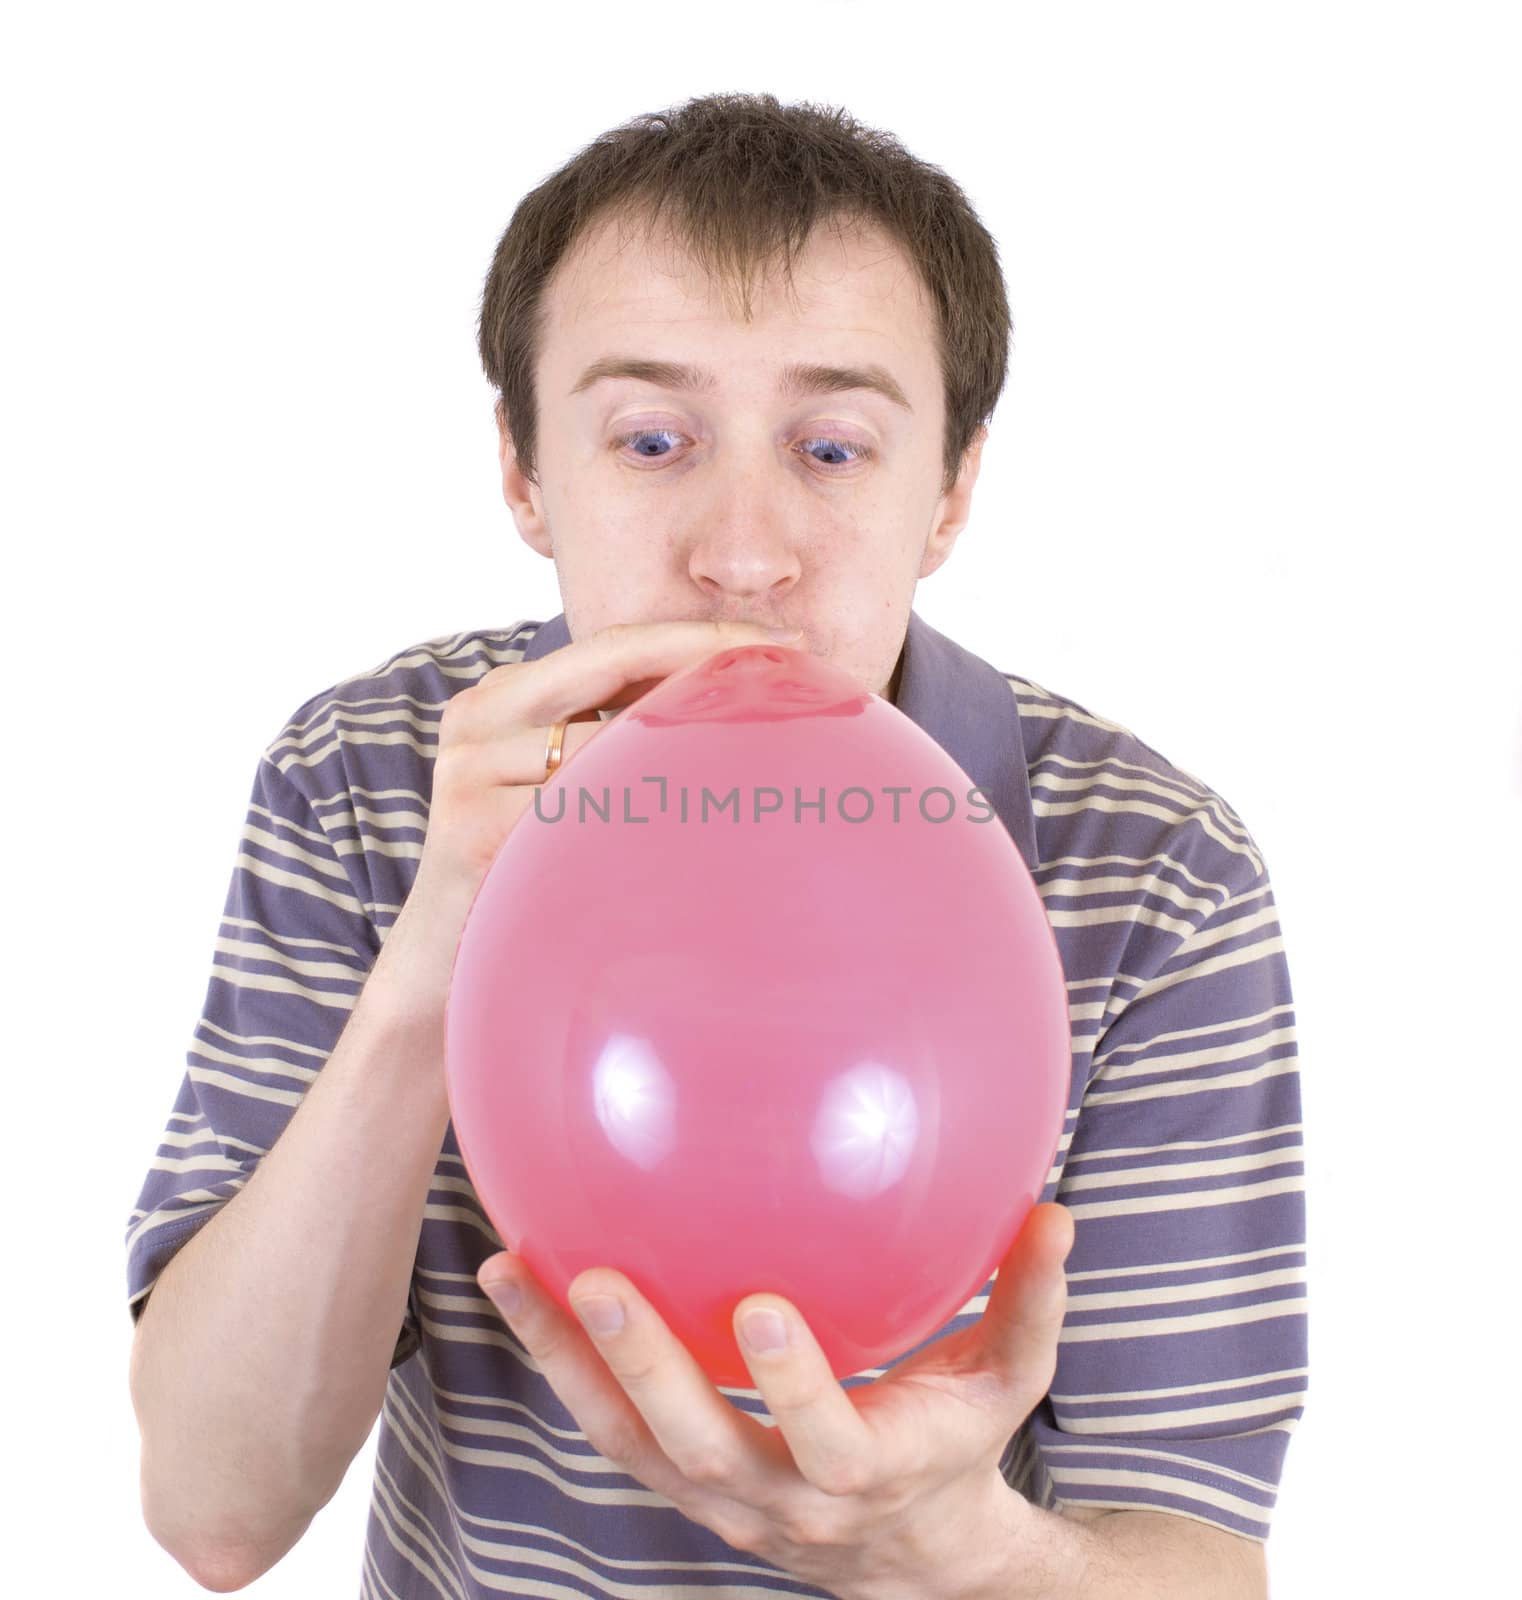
445,643,1070,1387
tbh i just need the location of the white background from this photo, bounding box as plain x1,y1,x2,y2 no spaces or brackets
3,2,1518,1594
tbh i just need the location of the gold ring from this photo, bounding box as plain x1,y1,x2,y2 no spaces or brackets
543,719,568,781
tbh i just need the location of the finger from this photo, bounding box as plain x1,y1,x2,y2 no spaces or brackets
730,1293,881,1499
476,1253,765,1530
563,1266,788,1505
478,619,803,729
858,1202,1074,1466
437,714,604,790
598,675,668,712
978,1203,1075,1409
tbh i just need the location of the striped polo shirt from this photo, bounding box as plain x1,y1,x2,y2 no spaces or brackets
125,609,1309,1596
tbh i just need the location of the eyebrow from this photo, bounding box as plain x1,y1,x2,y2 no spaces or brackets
568,356,913,413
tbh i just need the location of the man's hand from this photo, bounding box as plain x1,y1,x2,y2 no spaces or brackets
478,1201,1076,1599
390,618,797,1019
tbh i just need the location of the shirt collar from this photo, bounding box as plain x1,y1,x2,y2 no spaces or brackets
520,608,1038,871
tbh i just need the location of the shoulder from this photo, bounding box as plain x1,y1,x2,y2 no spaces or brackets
1000,669,1268,939
272,621,545,743
247,622,547,926
259,620,546,779
258,617,552,786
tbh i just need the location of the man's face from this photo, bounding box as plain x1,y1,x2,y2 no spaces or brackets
497,210,985,701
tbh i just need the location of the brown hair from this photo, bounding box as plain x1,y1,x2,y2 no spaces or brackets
477,92,1011,499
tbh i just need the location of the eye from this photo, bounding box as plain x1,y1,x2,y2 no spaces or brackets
611,429,875,473
799,436,875,470
615,428,686,461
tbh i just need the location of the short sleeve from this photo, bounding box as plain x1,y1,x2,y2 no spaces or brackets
123,752,423,1372
1021,861,1308,1543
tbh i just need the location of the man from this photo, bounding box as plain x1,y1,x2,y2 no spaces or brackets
126,93,1304,1597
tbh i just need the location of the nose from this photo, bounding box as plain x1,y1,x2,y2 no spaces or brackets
685,477,803,613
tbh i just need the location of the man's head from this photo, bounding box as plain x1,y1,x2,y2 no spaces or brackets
477,93,1012,700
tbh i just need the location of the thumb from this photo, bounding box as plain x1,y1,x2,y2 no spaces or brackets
982,1202,1075,1400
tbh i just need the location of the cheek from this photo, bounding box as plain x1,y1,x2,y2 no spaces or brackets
553,488,667,564
570,535,684,623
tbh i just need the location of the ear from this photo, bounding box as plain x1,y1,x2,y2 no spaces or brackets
920,426,988,579
496,402,553,559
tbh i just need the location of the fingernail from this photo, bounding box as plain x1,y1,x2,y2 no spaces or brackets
575,1295,626,1335
741,1308,789,1353
483,1277,522,1318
